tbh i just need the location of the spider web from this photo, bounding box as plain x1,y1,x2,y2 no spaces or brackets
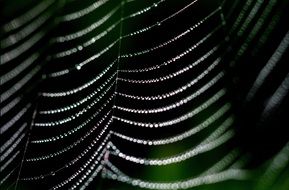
1,0,289,189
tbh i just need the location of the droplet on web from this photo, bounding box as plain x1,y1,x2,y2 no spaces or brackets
76,65,81,70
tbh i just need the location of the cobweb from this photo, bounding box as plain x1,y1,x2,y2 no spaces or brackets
1,0,289,189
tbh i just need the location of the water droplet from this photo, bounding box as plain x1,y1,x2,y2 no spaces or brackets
157,22,161,26
51,171,55,176
76,65,81,70
77,45,83,51
153,3,158,7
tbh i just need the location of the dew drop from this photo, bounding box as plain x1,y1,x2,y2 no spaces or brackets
77,45,83,51
76,65,81,70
